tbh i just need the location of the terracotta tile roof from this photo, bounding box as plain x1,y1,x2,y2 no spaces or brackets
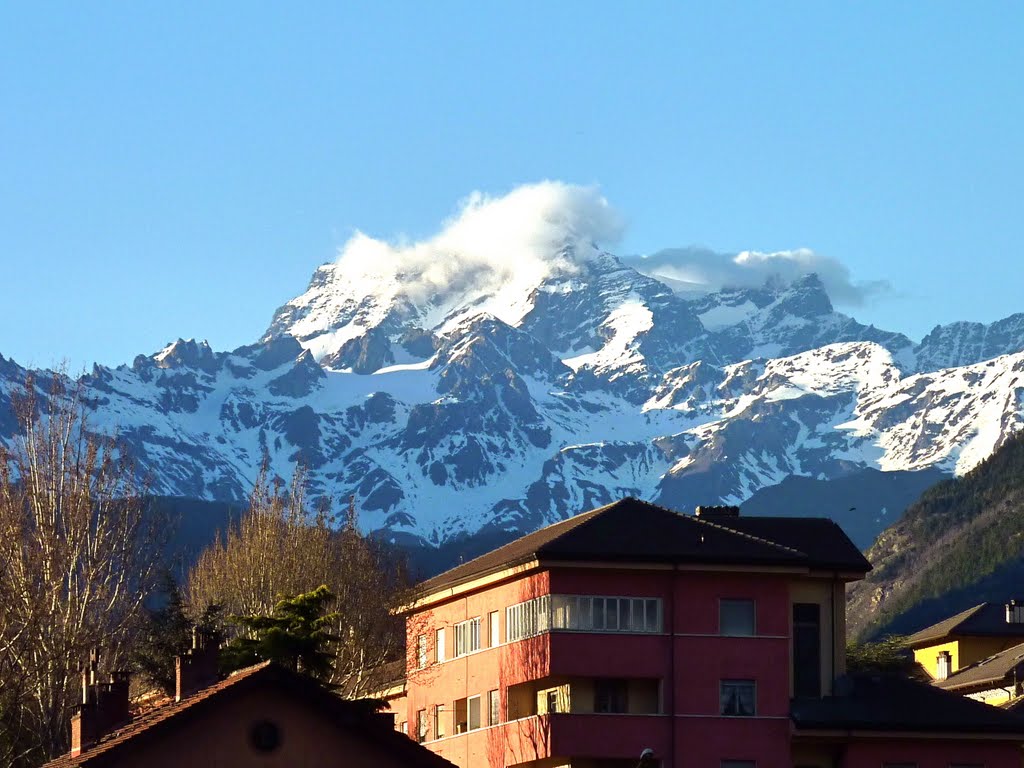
43,662,454,768
792,674,1024,735
906,603,1024,647
416,497,870,597
939,639,1024,692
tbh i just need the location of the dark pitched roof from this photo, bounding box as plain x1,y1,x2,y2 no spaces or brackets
417,498,870,596
791,674,1024,735
43,663,454,768
939,640,1024,692
352,659,406,698
906,603,1024,647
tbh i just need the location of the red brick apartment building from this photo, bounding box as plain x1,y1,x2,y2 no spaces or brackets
376,499,1024,768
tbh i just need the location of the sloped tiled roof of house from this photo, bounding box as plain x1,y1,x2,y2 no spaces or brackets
43,662,454,768
417,497,870,597
792,674,1024,735
906,603,1024,647
938,640,1024,692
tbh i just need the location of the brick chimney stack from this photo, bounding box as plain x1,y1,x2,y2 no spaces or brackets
175,627,221,702
70,650,130,756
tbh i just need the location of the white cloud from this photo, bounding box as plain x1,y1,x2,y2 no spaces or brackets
623,246,889,306
333,181,623,318
330,182,884,323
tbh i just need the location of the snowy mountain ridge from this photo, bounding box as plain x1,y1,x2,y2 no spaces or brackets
2,251,1023,548
3,183,1024,548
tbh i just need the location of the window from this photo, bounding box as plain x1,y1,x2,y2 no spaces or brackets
416,708,427,742
488,689,500,725
720,680,756,716
506,595,663,640
936,650,951,680
400,721,407,735
434,704,447,739
489,610,500,646
550,595,663,633
416,635,427,669
720,599,755,636
468,695,482,730
454,698,468,733
594,678,629,713
506,596,549,642
546,690,559,713
455,618,481,657
435,628,446,663
793,603,821,698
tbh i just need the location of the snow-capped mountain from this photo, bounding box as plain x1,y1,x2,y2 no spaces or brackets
3,184,1024,549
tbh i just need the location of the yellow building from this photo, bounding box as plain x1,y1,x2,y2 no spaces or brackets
907,600,1024,708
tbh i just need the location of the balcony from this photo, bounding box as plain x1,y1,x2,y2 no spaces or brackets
494,712,670,766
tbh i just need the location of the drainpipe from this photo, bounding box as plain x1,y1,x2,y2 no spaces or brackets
831,572,838,692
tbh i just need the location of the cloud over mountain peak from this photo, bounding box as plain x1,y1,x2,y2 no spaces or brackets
333,181,624,308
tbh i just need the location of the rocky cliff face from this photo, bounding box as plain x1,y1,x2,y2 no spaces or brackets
3,244,1024,549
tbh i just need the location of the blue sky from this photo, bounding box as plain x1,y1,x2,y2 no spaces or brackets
1,2,1021,370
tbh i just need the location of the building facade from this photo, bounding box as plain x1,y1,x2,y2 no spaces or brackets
908,601,1024,708
378,499,1024,768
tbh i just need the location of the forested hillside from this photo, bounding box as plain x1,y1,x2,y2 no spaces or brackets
848,429,1024,640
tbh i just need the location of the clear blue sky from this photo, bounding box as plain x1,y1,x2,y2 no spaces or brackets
2,2,1021,370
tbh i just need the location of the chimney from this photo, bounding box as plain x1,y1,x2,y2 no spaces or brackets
70,651,130,756
175,627,221,702
695,505,741,519
1006,599,1024,624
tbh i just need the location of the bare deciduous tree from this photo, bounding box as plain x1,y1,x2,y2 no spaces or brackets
187,465,408,696
0,373,163,765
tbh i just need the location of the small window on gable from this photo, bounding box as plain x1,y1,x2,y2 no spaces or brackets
720,599,755,636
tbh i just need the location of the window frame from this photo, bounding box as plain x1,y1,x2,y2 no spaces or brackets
416,708,427,742
433,703,447,739
467,694,482,731
416,634,427,669
488,688,500,726
719,679,757,717
719,598,756,637
594,678,629,714
489,610,500,646
508,594,663,638
454,617,482,657
436,627,446,663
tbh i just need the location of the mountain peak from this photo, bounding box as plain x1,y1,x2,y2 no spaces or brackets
152,339,217,372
